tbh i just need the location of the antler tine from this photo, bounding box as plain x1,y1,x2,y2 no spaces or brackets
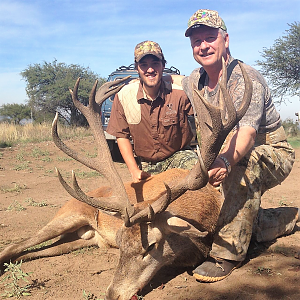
219,57,236,124
71,171,127,214
95,76,131,106
218,58,253,132
234,61,253,120
69,78,87,113
52,112,95,169
88,79,101,113
55,168,125,214
219,57,228,122
125,182,173,227
56,167,81,200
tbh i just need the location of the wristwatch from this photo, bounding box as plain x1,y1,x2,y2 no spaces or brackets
218,156,231,174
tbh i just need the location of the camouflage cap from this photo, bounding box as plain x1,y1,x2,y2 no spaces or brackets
185,9,227,37
134,41,165,63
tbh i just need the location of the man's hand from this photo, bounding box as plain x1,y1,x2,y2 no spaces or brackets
208,157,228,186
117,138,151,183
208,126,256,187
131,169,151,183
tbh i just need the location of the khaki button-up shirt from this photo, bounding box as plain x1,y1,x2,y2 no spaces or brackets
107,80,193,162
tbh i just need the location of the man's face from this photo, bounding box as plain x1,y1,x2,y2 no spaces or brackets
189,26,229,70
137,55,164,89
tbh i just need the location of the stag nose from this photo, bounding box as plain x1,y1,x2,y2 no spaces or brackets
106,287,137,300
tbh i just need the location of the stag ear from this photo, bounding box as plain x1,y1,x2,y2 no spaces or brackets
166,216,208,238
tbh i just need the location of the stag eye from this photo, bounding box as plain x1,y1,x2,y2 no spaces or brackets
147,243,155,252
142,243,156,258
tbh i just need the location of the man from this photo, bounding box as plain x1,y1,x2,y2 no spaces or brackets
106,41,198,182
181,9,299,282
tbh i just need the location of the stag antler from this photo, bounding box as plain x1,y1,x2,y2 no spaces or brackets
124,58,253,226
52,76,135,219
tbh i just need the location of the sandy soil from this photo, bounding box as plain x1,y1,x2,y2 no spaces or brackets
0,136,299,300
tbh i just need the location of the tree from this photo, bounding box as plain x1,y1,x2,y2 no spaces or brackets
256,22,300,103
21,60,106,126
282,117,299,137
0,103,31,124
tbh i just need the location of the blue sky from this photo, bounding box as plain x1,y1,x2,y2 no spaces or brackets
1,0,299,120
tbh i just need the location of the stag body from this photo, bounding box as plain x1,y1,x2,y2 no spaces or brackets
0,169,221,299
0,60,252,300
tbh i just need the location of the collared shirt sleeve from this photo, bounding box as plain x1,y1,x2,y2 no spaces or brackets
106,94,131,139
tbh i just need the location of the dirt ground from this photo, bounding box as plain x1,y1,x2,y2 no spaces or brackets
0,136,299,300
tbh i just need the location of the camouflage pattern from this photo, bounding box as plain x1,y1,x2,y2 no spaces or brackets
141,148,198,174
210,137,295,261
134,41,164,63
185,9,227,37
183,57,297,261
253,206,298,243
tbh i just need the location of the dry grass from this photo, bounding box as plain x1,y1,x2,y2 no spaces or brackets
0,122,92,147
1,121,299,149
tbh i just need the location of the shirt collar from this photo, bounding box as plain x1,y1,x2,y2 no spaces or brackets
137,80,171,102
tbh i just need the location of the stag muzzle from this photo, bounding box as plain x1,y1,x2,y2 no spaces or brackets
105,284,139,300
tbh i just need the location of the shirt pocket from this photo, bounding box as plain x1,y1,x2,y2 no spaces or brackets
161,115,180,145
